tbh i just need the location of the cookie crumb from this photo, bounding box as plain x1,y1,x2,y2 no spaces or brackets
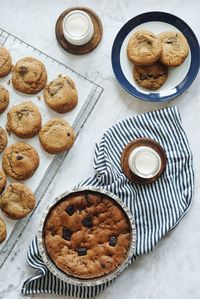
7,79,11,85
58,74,62,78
37,95,41,100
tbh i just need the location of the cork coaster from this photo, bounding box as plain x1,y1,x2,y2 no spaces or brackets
121,138,167,185
55,7,103,55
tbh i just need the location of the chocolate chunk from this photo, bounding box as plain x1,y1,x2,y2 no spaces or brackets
109,236,117,247
65,205,75,216
77,247,87,256
82,217,92,228
67,132,71,137
62,227,72,241
85,193,92,206
16,155,23,160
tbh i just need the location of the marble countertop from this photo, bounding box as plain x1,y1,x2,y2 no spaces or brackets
0,0,200,298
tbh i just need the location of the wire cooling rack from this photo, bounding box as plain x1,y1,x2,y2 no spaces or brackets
0,27,103,268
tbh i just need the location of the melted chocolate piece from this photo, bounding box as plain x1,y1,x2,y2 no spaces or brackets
109,236,117,247
65,205,75,216
16,155,23,160
62,227,72,241
82,217,92,228
77,247,87,256
18,66,28,75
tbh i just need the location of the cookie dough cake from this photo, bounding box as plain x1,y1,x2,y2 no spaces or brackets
0,48,12,77
0,183,36,219
0,85,9,114
7,101,42,138
0,127,7,154
157,31,189,67
44,75,78,113
2,142,39,180
127,30,162,65
12,57,47,94
44,191,131,279
133,62,168,90
39,118,75,154
0,217,6,244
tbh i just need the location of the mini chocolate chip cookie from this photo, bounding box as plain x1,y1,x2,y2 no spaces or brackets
0,85,9,114
0,183,35,220
0,127,7,154
133,62,168,90
44,75,78,113
0,217,6,243
12,57,47,94
7,101,42,138
2,142,39,181
157,31,189,67
39,118,75,154
0,169,6,193
127,30,162,65
0,48,12,77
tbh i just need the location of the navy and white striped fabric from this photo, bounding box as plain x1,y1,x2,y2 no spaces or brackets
22,106,194,297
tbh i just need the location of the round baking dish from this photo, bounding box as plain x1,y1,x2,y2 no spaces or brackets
37,187,136,287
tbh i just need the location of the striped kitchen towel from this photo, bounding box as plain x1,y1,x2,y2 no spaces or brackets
22,106,194,298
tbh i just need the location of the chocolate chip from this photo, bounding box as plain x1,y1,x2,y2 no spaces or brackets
62,227,72,241
65,205,75,216
109,236,117,247
82,217,92,228
101,263,106,269
77,247,87,256
140,75,147,81
67,132,71,137
16,155,23,160
18,66,28,75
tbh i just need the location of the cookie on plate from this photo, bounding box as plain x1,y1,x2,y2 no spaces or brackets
0,183,35,220
0,127,7,154
133,62,168,90
0,217,7,244
127,30,162,65
7,101,42,138
0,48,12,77
12,57,47,94
157,31,189,67
39,118,75,154
2,142,39,181
0,169,6,194
0,85,9,114
44,75,78,113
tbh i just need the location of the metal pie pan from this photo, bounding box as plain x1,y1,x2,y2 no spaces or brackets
37,186,136,287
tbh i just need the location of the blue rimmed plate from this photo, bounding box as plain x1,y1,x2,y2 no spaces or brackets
111,11,200,102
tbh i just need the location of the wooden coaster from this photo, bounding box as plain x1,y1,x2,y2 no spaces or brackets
121,138,167,185
55,7,103,55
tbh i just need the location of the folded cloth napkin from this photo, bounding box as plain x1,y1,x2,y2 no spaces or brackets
22,106,194,298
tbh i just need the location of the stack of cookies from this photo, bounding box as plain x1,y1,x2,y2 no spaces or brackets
0,47,78,244
127,30,189,90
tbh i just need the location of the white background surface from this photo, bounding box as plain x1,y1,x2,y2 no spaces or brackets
0,1,200,299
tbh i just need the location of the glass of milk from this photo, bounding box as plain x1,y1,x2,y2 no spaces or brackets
63,10,94,46
128,146,162,179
